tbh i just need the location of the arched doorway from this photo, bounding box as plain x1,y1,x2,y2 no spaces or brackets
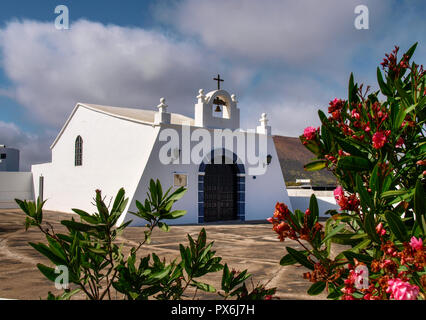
198,149,245,223
204,158,238,222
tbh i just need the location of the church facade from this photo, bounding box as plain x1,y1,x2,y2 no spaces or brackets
31,86,292,225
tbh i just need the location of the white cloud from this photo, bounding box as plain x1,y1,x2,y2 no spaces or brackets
0,19,230,128
1,2,425,169
239,74,338,136
155,0,386,71
0,120,51,171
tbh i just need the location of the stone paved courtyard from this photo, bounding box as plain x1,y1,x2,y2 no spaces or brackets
0,209,329,300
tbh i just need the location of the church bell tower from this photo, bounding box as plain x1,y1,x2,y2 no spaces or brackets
194,74,240,130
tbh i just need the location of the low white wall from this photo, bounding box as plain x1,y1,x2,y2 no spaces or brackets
0,172,33,208
287,189,338,218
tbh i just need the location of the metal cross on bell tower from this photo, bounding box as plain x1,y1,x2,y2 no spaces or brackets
213,74,224,90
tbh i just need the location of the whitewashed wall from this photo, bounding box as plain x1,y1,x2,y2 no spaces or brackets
32,106,159,215
125,124,291,226
287,189,338,217
0,172,33,208
30,104,292,225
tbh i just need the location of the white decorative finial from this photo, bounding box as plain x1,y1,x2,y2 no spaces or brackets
257,113,271,135
260,113,268,126
157,97,168,113
197,89,206,103
231,94,238,103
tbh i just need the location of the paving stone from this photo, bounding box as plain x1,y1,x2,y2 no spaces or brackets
0,209,331,300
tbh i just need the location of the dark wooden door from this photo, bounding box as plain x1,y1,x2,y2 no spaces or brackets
204,163,237,222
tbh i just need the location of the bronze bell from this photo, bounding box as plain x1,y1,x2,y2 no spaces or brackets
214,105,222,112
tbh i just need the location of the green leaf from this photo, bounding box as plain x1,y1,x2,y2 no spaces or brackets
377,67,393,96
318,109,328,125
302,139,321,156
335,137,368,158
221,264,230,291
95,191,110,222
150,265,172,280
37,263,57,282
356,174,374,210
385,210,408,242
321,125,331,151
307,281,326,295
162,210,187,220
156,179,163,202
395,80,412,106
29,242,67,265
280,251,308,266
414,180,425,224
111,188,126,214
158,222,170,232
329,233,363,245
381,189,410,199
61,220,101,233
322,224,346,243
279,253,297,266
87,247,107,255
179,244,191,273
72,208,99,224
369,163,379,195
191,280,216,293
166,187,187,202
327,287,343,299
304,160,326,171
404,42,417,61
338,156,371,171
350,239,371,253
343,251,373,264
45,235,67,262
348,73,355,106
364,211,380,243
286,247,314,270
149,179,158,206
308,194,319,228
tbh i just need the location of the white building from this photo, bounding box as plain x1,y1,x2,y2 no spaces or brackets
0,145,19,172
32,87,292,225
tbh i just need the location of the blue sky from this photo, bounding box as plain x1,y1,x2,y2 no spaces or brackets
0,0,425,170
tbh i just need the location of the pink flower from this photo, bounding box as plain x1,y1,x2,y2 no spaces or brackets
375,223,386,236
328,98,345,113
333,186,344,200
372,131,387,149
395,137,404,148
386,278,419,300
303,126,318,140
409,236,423,251
351,109,360,120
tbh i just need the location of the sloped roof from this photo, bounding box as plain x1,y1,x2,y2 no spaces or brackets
273,135,336,186
82,103,194,126
50,103,194,149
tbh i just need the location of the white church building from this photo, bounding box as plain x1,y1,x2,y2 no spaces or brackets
32,82,292,225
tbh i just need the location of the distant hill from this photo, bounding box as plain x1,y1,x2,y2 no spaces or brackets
272,135,336,187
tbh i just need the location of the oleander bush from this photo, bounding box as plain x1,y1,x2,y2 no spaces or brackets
269,43,425,300
17,179,275,300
